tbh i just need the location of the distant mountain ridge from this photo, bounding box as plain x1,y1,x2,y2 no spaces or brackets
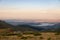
0,20,13,29
0,20,39,32
0,20,60,32
3,19,60,22
5,20,58,26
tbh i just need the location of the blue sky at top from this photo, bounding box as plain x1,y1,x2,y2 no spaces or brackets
0,0,60,20
0,0,60,9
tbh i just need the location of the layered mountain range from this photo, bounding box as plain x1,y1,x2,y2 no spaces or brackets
0,19,60,32
4,19,60,32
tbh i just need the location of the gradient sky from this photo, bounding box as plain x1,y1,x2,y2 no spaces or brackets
0,0,60,21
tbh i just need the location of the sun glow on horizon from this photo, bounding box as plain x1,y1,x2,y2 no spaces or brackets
0,0,60,22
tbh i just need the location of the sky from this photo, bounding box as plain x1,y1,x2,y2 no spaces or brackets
0,0,60,22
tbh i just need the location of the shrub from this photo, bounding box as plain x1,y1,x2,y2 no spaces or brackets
47,37,51,40
17,34,22,37
34,33,42,36
40,37,44,39
55,32,60,35
21,36,28,40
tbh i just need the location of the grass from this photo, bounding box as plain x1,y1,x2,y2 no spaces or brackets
0,32,60,40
